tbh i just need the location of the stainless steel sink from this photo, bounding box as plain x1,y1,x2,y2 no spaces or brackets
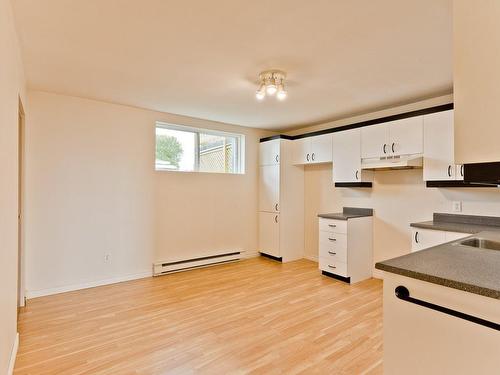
458,238,500,251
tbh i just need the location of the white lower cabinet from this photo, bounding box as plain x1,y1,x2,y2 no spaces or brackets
383,274,500,375
318,217,373,283
411,227,469,252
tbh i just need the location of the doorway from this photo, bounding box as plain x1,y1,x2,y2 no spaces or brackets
18,99,25,310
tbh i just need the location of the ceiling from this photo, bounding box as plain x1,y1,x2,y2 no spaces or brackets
12,0,452,131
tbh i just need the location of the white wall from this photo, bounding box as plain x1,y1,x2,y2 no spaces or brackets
454,0,500,163
287,95,500,266
0,0,26,372
25,91,273,297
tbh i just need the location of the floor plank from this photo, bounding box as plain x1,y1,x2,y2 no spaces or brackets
15,257,383,374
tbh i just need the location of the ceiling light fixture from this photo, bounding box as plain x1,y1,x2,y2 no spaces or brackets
256,70,287,101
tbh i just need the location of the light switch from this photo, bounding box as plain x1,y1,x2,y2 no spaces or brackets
452,201,462,213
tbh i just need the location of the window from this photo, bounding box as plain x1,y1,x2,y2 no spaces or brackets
155,122,245,174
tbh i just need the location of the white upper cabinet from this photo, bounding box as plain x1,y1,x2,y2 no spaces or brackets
361,117,423,159
311,134,333,163
389,117,423,156
423,110,455,181
361,125,389,159
259,139,280,166
292,138,310,164
292,134,332,165
332,129,372,183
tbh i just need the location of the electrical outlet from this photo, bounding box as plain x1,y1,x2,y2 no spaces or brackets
104,253,111,262
452,201,462,213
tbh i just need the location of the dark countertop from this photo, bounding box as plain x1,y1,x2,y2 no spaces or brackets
376,230,500,299
318,207,373,221
410,213,500,234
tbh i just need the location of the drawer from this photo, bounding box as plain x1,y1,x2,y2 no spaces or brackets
319,232,347,250
319,243,347,263
319,257,348,277
319,218,347,234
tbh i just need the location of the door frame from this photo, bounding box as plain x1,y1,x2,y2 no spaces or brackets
18,98,25,308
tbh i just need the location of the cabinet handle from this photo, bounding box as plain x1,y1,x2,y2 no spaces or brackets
275,203,279,211
275,155,279,163
328,224,336,228
306,153,310,162
328,264,337,269
312,153,315,161
461,165,464,177
383,144,387,154
328,238,337,242
328,251,336,255
415,231,419,243
274,215,278,223
355,170,359,180
391,142,395,153
447,165,452,177
395,286,500,331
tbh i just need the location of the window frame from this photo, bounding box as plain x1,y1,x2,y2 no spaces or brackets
155,122,245,174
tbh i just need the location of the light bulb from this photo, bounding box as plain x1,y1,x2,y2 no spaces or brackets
255,90,265,100
277,87,287,101
276,90,287,100
266,84,277,95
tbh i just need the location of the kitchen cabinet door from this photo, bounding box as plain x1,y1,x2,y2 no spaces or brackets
361,124,389,159
259,139,280,166
332,129,362,183
291,138,310,165
389,116,423,156
310,134,332,163
259,212,280,258
423,110,455,181
411,228,446,252
259,165,280,213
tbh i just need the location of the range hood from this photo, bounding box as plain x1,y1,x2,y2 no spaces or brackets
463,162,500,187
361,154,423,170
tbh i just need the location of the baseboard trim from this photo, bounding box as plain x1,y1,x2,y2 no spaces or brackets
304,255,318,262
26,271,153,299
8,333,19,375
372,268,385,280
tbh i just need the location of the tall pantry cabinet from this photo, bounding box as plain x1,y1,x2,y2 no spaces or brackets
258,137,304,262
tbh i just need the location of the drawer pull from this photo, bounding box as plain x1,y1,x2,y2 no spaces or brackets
328,265,336,269
328,238,336,242
328,224,337,228
328,251,336,255
395,286,500,331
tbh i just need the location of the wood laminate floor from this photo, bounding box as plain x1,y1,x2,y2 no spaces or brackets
15,257,383,375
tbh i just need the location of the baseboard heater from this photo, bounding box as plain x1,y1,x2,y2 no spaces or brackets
153,251,241,276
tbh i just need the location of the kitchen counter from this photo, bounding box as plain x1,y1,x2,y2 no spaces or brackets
317,207,373,221
410,212,500,234
376,230,500,299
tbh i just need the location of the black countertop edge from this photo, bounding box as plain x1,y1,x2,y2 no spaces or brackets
318,207,373,220
409,222,498,234
426,180,498,188
317,213,371,220
375,263,500,300
410,213,500,234
433,213,500,227
334,182,372,188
